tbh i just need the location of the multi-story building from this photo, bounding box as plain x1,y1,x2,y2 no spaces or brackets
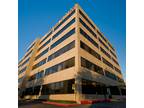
18,4,125,103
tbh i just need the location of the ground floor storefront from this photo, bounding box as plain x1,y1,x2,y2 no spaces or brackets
19,78,126,103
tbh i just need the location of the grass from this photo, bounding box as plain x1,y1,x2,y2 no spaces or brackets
47,100,77,104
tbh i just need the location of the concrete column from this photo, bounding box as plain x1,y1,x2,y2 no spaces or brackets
74,4,82,104
118,87,122,96
75,75,82,104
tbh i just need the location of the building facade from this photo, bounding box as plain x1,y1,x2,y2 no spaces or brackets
18,4,125,103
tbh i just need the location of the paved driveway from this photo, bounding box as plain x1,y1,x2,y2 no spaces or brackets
19,101,126,108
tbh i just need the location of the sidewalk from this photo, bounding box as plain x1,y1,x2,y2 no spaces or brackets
42,101,80,107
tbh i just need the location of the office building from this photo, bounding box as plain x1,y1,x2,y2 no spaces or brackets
18,4,125,103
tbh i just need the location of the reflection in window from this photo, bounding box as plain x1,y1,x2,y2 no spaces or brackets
79,18,97,39
100,47,111,59
48,41,75,61
50,28,75,50
35,48,49,60
102,57,114,69
80,41,101,60
41,79,74,95
80,28,99,49
45,57,75,76
81,57,104,75
32,58,47,70
52,18,75,40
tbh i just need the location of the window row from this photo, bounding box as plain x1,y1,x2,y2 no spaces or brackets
48,41,75,61
45,57,75,76
24,79,74,95
100,47,111,59
18,77,23,83
80,41,101,60
112,57,119,66
105,70,117,81
27,42,35,52
108,42,115,51
82,79,106,95
18,59,23,64
99,38,109,50
54,9,75,31
102,57,114,69
28,70,44,81
52,18,75,40
81,57,104,75
32,58,47,70
35,47,49,60
117,77,124,83
40,31,52,45
97,30,107,43
79,10,95,30
80,28,99,49
114,66,121,74
21,57,30,67
38,38,51,52
82,79,123,95
24,50,32,59
19,66,27,75
79,18,97,39
50,28,75,50
110,50,117,58
41,79,74,95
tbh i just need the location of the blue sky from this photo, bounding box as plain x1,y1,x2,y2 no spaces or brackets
18,0,126,80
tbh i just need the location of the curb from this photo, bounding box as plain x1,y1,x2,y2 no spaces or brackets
80,99,111,104
42,101,80,107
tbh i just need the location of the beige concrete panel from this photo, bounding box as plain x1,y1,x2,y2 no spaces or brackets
30,47,76,76
80,49,103,68
79,67,121,86
51,24,76,46
49,94,75,101
43,67,76,85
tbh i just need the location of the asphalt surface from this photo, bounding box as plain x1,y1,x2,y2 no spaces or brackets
19,101,126,108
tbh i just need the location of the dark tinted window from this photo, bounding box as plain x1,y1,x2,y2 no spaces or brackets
108,42,115,51
24,50,32,59
18,77,24,83
80,28,99,49
81,57,104,75
110,50,117,58
105,70,117,81
50,28,75,50
54,9,75,31
99,38,109,50
38,38,51,51
40,31,52,45
41,79,74,95
100,47,111,59
19,66,27,75
82,79,106,95
27,42,35,52
32,58,47,70
35,48,49,60
48,41,75,61
21,57,30,66
102,57,114,69
112,57,119,65
45,57,75,76
97,30,107,43
80,41,101,60
36,70,44,79
79,18,97,39
52,18,75,40
114,66,121,74
79,10,95,30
